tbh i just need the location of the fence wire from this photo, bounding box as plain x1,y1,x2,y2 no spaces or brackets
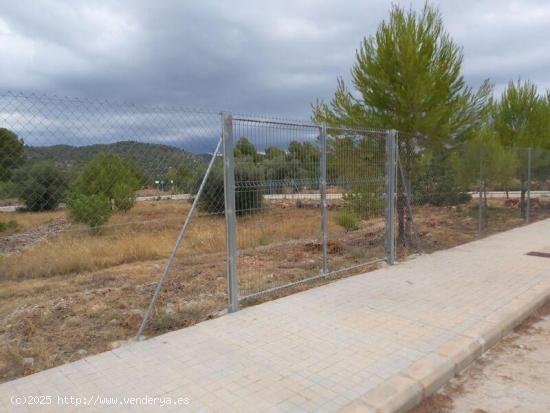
4,91,550,384
0,92,227,340
232,117,323,298
396,131,550,258
325,127,388,274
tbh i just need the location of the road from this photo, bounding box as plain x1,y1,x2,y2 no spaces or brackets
1,191,549,212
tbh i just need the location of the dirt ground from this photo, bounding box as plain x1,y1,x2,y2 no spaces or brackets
1,197,549,384
412,301,550,413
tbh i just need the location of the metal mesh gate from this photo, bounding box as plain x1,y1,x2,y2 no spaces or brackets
230,117,389,300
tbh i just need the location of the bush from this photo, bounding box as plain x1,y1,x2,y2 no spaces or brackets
0,128,25,182
413,150,471,206
235,163,264,214
0,181,17,199
72,153,140,212
335,208,360,232
0,220,17,232
17,163,68,211
342,191,385,219
67,193,112,228
112,182,136,211
199,162,264,215
198,164,225,214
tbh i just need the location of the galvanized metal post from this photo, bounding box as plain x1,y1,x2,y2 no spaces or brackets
385,130,396,265
478,146,484,236
319,124,328,275
527,147,532,224
222,112,239,313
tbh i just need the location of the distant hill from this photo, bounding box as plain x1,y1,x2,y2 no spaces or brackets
25,141,208,184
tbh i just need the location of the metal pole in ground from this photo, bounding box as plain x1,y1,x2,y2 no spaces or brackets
222,112,239,313
319,124,328,275
527,147,532,224
135,136,223,340
478,146,484,236
385,129,396,265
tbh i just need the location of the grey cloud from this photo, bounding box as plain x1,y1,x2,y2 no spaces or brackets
1,0,549,120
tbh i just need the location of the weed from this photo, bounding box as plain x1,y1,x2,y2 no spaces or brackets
335,209,360,232
0,220,17,232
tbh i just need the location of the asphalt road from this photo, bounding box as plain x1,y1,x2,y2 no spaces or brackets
1,191,549,212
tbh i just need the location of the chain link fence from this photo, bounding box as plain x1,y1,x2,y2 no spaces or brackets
0,93,229,380
1,92,549,382
396,132,550,258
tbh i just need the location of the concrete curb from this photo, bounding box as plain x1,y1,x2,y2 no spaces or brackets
339,283,550,413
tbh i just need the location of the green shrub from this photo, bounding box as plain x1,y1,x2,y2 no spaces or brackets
342,191,385,219
17,163,68,211
0,181,17,199
67,193,112,228
456,191,472,204
0,127,25,182
112,182,136,211
199,162,264,215
335,208,360,232
198,164,225,214
235,163,264,214
72,152,140,212
0,220,17,232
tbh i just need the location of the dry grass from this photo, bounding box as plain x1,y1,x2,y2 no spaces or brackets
0,210,64,232
1,201,371,280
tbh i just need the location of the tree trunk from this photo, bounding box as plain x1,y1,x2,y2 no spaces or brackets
397,139,413,248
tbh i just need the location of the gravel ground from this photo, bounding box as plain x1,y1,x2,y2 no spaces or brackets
413,301,550,413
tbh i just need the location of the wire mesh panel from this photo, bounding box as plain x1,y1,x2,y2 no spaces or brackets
527,147,550,222
0,92,226,378
480,146,528,234
232,117,322,299
325,127,387,273
397,131,550,258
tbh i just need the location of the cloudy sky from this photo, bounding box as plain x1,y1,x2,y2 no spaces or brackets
1,0,549,119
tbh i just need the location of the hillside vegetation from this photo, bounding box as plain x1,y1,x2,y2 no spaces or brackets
25,140,207,185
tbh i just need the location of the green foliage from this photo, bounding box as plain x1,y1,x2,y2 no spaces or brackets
235,163,264,214
25,141,204,187
198,163,225,214
412,151,471,206
451,129,519,190
342,192,385,219
199,161,264,215
17,163,68,211
311,3,491,244
72,153,140,212
327,135,385,186
112,182,137,211
493,80,550,150
265,146,285,159
234,137,258,160
0,128,25,182
67,193,112,228
0,220,17,232
0,181,17,199
287,141,320,184
335,208,360,232
166,163,201,193
313,3,491,145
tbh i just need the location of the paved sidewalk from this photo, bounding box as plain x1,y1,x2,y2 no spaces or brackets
1,220,550,412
